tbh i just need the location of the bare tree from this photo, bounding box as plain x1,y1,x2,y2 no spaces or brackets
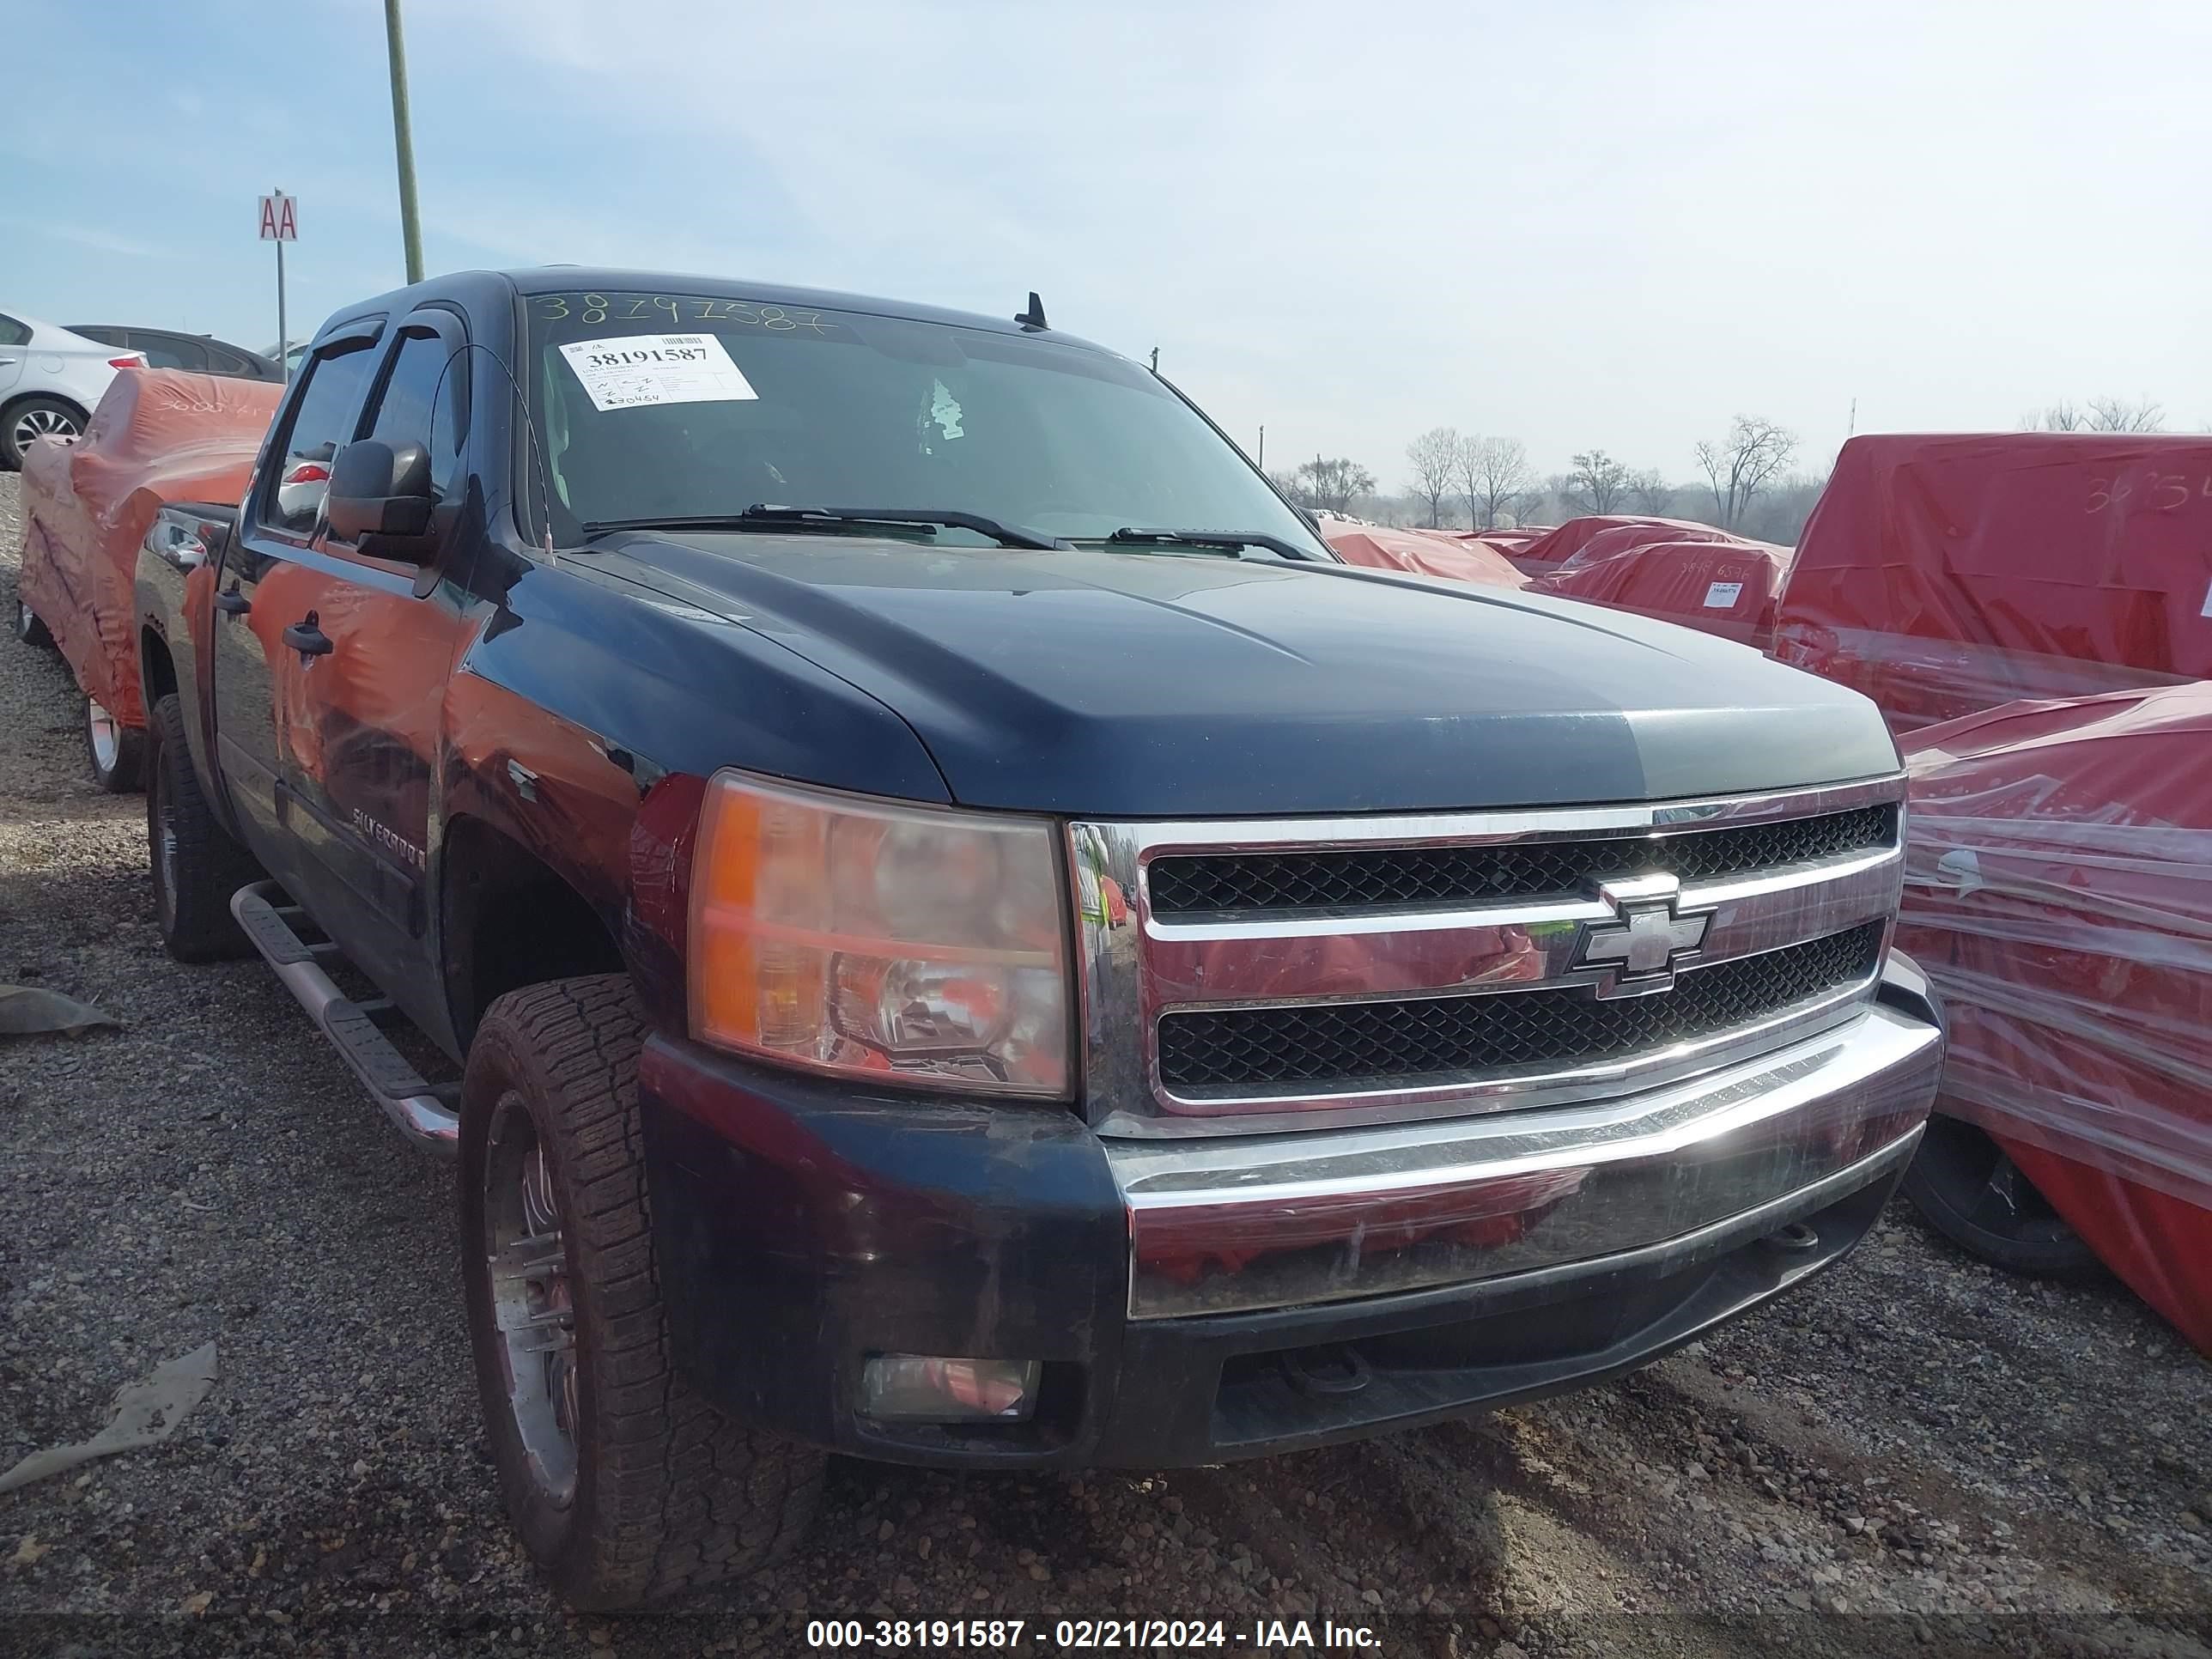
1693,416,1798,530
2021,397,2165,433
1285,454,1377,516
1626,468,1673,514
1565,450,1632,514
1459,434,1535,529
2021,399,2088,432
1404,427,1462,528
2087,396,2166,433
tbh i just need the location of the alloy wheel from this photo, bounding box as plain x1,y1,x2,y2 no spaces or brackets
12,405,78,453
88,698,122,775
483,1094,580,1506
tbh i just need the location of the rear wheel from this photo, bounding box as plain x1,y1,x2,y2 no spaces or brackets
1900,1114,2102,1282
459,975,823,1609
86,696,145,793
2,397,84,468
147,694,258,961
14,596,52,647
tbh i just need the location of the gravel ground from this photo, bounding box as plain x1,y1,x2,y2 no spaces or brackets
2,469,2208,1659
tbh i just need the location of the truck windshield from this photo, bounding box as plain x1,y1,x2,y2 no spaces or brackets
523,289,1324,554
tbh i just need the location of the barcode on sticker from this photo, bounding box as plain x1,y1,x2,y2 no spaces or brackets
1702,580,1745,609
666,335,705,344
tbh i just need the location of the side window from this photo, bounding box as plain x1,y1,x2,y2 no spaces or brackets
0,314,34,348
264,340,380,534
133,333,208,373
360,327,465,501
208,346,258,377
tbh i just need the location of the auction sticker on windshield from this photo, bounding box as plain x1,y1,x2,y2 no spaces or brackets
557,333,758,412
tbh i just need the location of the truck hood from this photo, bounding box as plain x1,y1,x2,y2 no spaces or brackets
603,533,1898,818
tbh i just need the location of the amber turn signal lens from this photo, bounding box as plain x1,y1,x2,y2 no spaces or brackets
689,771,1071,1097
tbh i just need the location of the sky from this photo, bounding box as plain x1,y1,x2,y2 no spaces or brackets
7,0,2209,489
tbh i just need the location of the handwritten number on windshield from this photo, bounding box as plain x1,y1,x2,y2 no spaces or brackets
533,295,834,334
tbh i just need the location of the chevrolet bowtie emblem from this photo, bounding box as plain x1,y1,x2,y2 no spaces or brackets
1573,874,1711,995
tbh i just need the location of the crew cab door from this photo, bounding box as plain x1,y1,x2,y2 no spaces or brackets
212,321,385,884
273,309,477,999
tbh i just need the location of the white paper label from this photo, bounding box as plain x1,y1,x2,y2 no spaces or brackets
1702,580,1745,609
558,333,757,412
2201,578,2212,618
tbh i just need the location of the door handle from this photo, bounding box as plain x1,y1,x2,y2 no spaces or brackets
283,612,333,657
214,586,251,616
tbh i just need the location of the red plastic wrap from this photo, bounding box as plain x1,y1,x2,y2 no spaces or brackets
1547,520,1747,574
1775,433,2212,733
1320,520,1528,589
1898,685,2212,1352
1527,537,1792,650
17,368,280,726
1506,514,1732,576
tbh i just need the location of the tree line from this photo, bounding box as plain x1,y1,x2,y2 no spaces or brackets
1268,394,2178,547
1271,416,1808,542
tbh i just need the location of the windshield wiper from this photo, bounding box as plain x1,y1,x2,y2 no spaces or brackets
581,506,1066,550
1104,527,1322,562
744,505,1067,550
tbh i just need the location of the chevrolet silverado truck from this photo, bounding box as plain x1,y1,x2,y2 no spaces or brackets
133,268,1944,1609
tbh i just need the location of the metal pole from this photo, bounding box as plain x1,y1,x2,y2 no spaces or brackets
1258,425,1264,471
384,0,425,284
275,195,289,380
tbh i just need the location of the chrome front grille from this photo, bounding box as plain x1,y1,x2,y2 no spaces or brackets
1068,777,1907,1138
1158,921,1886,1091
1146,804,1898,915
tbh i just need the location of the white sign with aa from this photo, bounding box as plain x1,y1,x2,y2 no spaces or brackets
558,334,759,413
258,193,297,241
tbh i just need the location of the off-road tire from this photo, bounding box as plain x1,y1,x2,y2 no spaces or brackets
1900,1114,2103,1283
14,595,52,647
147,693,258,961
459,975,824,1610
87,696,146,793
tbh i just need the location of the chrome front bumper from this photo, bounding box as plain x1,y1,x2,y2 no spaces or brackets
1109,957,1943,1320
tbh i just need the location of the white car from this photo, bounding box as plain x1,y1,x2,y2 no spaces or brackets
0,310,146,469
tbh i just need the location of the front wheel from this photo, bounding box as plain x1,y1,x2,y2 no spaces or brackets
459,975,823,1609
87,696,145,793
1900,1114,2102,1282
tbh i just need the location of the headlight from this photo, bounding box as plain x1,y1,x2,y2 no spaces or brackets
689,771,1071,1097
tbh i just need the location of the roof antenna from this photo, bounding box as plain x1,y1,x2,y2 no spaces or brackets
1014,291,1048,331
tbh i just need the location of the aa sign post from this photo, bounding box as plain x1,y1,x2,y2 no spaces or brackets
260,190,297,378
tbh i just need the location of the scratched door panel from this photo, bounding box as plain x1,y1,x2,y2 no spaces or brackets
276,552,465,955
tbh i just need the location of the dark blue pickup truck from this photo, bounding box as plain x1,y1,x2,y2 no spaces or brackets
131,268,1942,1607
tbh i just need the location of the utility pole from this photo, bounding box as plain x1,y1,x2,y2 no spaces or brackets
1149,346,1159,374
1848,397,1857,437
1257,425,1265,470
384,0,424,283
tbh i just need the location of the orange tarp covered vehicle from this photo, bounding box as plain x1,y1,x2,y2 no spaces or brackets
18,368,280,783
1774,433,2212,734
1320,520,1527,589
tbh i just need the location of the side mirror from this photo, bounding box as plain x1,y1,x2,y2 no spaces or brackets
326,440,434,550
